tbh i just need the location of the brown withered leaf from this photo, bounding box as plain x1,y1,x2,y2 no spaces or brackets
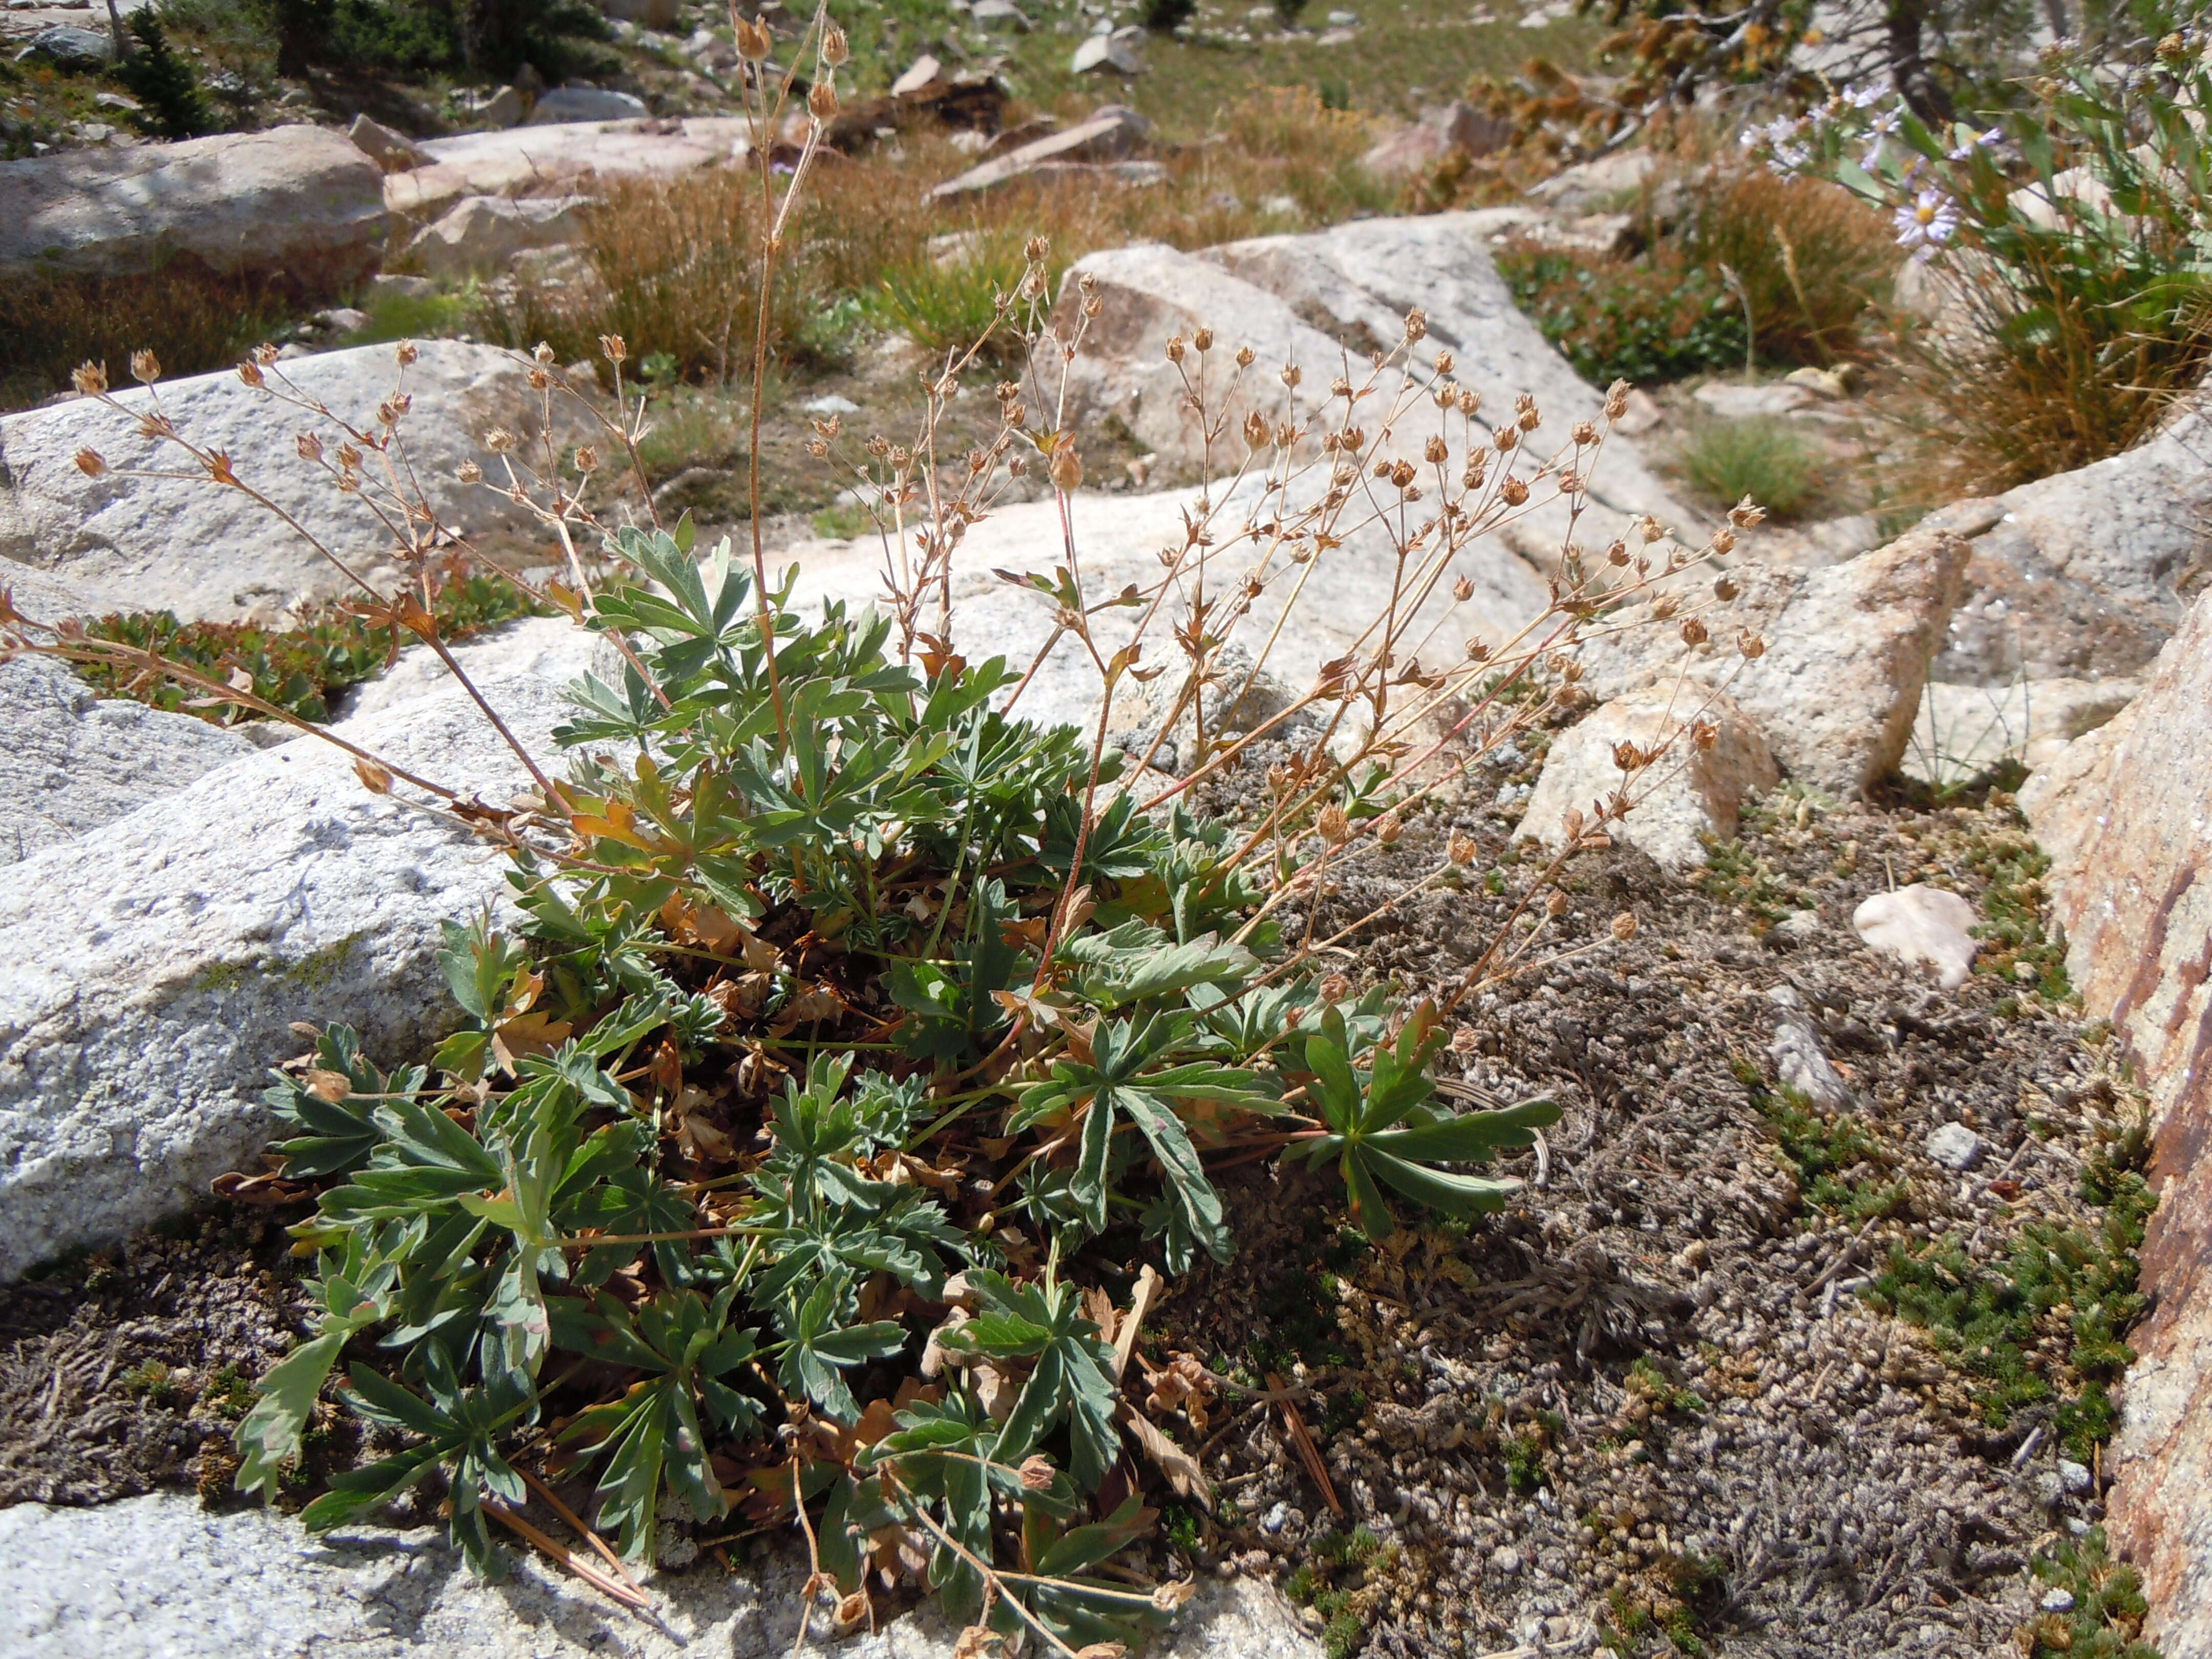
1144,1353,1215,1433
491,1009,573,1074
770,981,848,1035
1119,1404,1209,1509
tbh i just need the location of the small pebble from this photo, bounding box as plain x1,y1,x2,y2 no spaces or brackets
2041,1588,2077,1613
1493,1546,1522,1575
1260,1501,1289,1534
1925,1122,1984,1171
2059,1458,2094,1495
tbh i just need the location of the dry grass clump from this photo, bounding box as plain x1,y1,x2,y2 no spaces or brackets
1,265,299,414
484,88,1391,385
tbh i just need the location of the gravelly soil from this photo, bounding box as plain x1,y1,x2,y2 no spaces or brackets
0,765,2145,1659
1146,772,2146,1658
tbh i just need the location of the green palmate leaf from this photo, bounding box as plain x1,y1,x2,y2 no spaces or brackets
939,1269,1120,1488
550,1285,762,1559
304,1350,533,1576
264,1025,428,1181
234,1231,399,1501
774,1279,907,1423
1294,1004,1559,1239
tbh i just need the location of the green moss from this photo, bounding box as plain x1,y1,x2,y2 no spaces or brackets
121,1360,179,1406
2024,1528,2161,1659
1746,1079,1903,1221
1863,1127,2153,1457
205,1363,260,1423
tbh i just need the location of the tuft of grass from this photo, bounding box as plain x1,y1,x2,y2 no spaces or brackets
1676,417,1822,520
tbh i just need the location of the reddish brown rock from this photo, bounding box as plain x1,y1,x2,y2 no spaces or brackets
2023,592,2212,1657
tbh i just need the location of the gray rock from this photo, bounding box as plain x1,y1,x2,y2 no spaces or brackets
1585,525,1972,797
0,671,565,1283
1071,31,1141,72
0,655,256,865
0,341,592,624
2059,1458,2094,1495
1693,381,1815,419
332,614,597,721
0,1492,1318,1658
1901,675,2138,789
405,192,591,277
0,125,386,284
528,85,651,124
347,112,431,173
1924,1121,1984,1171
1527,148,1656,214
1522,688,1777,875
385,116,754,218
1765,985,1854,1112
1921,409,2212,686
929,105,1149,198
971,0,1032,26
23,25,112,66
368,272,437,301
801,393,859,415
2041,1588,2078,1613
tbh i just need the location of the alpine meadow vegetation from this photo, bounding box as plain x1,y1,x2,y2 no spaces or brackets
0,2,1772,1644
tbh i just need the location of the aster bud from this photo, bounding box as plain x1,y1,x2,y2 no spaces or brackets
1679,618,1708,646
130,349,161,385
73,360,109,396
1424,435,1449,464
73,447,107,477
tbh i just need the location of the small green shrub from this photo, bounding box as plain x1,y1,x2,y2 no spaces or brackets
117,13,211,139
1496,242,1747,386
1676,418,1821,519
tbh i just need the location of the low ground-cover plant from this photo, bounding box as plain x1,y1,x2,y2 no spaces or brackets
4,3,1767,1639
73,562,542,724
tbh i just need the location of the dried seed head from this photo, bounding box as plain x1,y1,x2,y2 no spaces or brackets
130,349,161,385
735,16,771,58
253,342,280,366
1236,345,1256,368
1606,539,1629,566
237,358,265,389
1193,327,1214,352
1739,631,1767,659
528,367,550,390
1244,410,1270,448
1081,292,1103,318
1456,387,1480,417
296,432,324,462
1558,471,1582,496
1434,349,1454,375
1404,307,1428,341
1424,435,1449,464
73,361,109,396
1563,807,1585,841
1571,420,1597,446
1729,496,1766,527
1465,636,1490,661
1017,1454,1055,1491
1461,454,1488,490
1165,334,1186,364
1275,420,1297,448
1452,1025,1478,1054
1317,802,1351,844
1605,381,1629,420
1390,459,1417,490
1448,830,1478,865
1049,442,1083,493
1281,364,1302,390
1546,889,1569,917
1711,525,1736,555
1612,739,1644,772
1714,576,1739,601
809,81,837,119
1318,972,1351,1004
1679,617,1708,646
822,22,849,62
1373,459,1393,479
1266,762,1294,796
395,341,419,367
73,447,107,477
486,428,516,453
1375,810,1403,845
533,342,556,366
1690,717,1718,751
574,444,600,473
1639,515,1665,544
457,460,483,483
1649,592,1679,620
1024,235,1050,264
1611,911,1637,941
1453,575,1474,602
1494,424,1519,454
1499,475,1529,506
